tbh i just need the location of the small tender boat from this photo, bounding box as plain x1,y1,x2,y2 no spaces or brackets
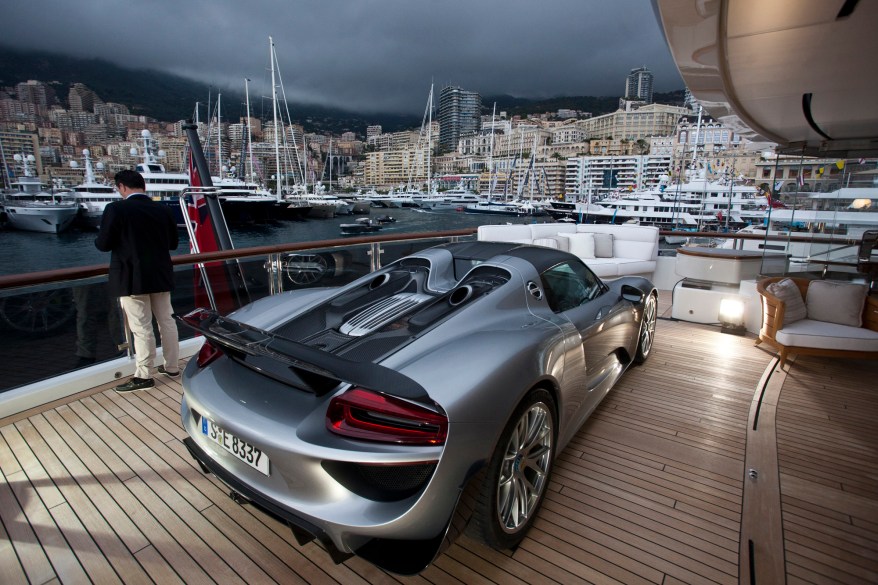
339,217,382,235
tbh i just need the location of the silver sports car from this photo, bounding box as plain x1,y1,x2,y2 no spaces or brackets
178,241,657,574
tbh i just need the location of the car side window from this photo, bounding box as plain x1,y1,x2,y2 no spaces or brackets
541,261,603,313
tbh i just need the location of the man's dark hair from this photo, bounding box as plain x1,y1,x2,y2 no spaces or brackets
114,169,146,191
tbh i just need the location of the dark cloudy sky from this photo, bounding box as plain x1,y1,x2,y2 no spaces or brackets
5,0,682,114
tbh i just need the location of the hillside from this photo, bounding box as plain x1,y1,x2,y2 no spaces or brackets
0,46,685,134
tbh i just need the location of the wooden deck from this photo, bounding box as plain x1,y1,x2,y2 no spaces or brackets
1,311,876,584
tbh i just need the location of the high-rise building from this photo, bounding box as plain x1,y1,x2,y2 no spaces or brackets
625,66,654,103
68,83,103,113
438,86,481,153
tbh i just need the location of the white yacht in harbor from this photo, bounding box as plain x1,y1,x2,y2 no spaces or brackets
1,153,79,234
131,129,190,225
723,168,878,266
69,149,119,229
548,168,768,229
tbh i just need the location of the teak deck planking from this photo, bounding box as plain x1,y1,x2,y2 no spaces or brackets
1,315,876,584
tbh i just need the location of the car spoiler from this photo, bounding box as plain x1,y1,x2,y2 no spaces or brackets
176,308,432,405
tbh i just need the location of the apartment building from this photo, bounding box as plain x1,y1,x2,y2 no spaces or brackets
578,102,689,142
438,86,481,153
565,154,673,199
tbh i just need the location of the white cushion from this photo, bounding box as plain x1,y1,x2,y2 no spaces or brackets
593,233,614,258
766,278,807,325
612,259,657,277
584,261,618,278
577,224,660,243
532,237,560,249
775,319,878,351
477,224,532,242
530,223,576,239
613,240,656,261
806,280,868,327
558,232,595,259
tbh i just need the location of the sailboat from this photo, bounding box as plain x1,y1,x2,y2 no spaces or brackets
464,104,536,217
208,92,278,224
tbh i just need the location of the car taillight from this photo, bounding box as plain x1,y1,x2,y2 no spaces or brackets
196,340,223,368
326,388,447,446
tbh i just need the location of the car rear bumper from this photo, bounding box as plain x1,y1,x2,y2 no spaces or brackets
182,436,354,563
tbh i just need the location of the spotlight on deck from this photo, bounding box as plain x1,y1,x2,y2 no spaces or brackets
718,298,746,336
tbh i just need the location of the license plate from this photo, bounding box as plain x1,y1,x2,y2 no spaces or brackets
202,418,270,476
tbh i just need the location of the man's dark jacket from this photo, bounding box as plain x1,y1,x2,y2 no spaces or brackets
95,194,179,297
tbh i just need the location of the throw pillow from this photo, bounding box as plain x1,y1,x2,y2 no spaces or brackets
806,280,868,327
766,278,807,325
593,233,614,258
533,237,560,249
558,232,595,259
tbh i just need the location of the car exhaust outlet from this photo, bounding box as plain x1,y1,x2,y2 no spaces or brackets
229,490,249,505
448,285,473,306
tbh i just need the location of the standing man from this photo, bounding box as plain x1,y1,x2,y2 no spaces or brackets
96,169,180,392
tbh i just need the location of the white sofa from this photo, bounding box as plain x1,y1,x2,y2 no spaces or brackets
477,222,660,279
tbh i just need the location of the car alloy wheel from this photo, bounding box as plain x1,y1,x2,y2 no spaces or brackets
635,293,657,363
470,388,555,549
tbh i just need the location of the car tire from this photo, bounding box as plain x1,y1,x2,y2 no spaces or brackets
469,388,556,550
634,292,657,364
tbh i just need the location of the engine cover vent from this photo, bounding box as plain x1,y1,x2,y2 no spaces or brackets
339,293,432,337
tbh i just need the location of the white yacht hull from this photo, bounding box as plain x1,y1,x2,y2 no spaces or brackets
4,205,79,233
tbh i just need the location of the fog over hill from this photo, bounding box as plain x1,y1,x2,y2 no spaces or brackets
0,46,684,135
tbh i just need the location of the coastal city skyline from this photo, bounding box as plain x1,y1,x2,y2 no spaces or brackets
2,0,683,115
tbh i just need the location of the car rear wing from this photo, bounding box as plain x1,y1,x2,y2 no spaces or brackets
176,308,433,405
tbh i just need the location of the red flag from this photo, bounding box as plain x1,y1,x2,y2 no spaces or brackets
187,151,236,313
187,151,219,255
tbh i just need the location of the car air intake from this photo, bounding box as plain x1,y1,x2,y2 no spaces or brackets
339,293,432,337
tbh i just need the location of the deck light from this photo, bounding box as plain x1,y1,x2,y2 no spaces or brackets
718,297,746,335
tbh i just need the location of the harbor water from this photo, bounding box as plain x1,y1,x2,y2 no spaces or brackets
0,207,538,277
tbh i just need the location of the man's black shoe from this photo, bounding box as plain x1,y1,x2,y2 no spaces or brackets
158,365,180,377
115,377,154,393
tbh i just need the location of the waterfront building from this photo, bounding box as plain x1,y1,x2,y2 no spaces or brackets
625,66,654,103
564,154,673,199
0,130,42,185
577,102,689,143
438,86,481,153
362,144,430,190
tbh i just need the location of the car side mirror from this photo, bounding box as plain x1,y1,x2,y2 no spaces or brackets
620,284,644,304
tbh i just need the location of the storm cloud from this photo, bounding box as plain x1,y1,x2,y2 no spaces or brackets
4,0,682,114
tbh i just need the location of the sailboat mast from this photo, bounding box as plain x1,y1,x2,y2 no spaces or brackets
270,37,281,199
217,93,223,178
244,78,255,182
427,83,433,190
487,102,496,198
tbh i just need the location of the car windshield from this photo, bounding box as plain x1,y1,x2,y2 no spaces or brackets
541,260,603,312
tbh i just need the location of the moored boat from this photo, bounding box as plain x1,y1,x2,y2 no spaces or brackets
339,217,382,235
69,149,120,230
1,154,78,234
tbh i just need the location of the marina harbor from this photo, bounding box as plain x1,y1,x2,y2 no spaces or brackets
2,0,878,582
